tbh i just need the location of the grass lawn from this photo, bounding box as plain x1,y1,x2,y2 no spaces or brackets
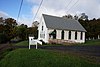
84,39,100,45
0,48,100,67
0,48,12,61
14,41,28,46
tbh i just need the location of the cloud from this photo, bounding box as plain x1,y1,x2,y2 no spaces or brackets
12,0,100,27
27,0,40,5
28,0,100,21
0,11,10,18
0,11,32,27
18,14,33,27
74,0,100,19
1,0,100,27
30,0,71,21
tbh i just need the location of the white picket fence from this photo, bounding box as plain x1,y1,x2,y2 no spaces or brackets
29,37,42,49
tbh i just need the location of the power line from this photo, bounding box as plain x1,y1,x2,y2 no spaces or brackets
33,0,43,22
71,1,80,15
66,0,79,14
65,0,73,10
17,0,23,23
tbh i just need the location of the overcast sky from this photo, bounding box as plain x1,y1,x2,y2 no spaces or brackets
0,0,100,27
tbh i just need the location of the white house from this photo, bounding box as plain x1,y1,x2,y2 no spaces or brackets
38,14,86,44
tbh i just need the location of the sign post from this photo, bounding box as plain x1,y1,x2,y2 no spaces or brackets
29,37,37,49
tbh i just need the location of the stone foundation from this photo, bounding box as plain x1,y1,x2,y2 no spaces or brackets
49,39,76,44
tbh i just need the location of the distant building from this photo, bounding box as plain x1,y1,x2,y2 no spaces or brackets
38,14,86,44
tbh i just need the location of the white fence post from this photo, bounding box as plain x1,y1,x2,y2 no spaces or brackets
29,44,30,49
36,44,37,49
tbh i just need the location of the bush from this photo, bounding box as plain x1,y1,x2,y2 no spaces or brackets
0,33,7,43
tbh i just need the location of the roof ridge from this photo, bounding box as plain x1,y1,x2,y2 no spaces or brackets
42,14,77,21
42,14,62,19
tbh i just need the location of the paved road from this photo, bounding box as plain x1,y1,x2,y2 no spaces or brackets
13,45,100,57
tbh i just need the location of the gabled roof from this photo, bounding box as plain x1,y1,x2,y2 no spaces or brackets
43,14,86,32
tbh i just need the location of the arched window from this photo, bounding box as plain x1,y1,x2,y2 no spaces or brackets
69,31,71,39
61,30,64,39
75,31,77,40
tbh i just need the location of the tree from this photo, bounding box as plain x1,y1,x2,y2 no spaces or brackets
0,33,7,43
0,17,17,43
28,27,38,39
79,13,88,20
74,15,78,20
16,24,28,40
0,17,5,33
4,18,17,41
0,17,4,24
32,21,39,27
62,13,100,39
79,17,100,39
67,14,73,19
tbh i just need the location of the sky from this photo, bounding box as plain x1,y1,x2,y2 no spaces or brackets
0,0,100,27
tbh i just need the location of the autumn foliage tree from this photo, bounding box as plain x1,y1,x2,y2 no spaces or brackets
0,17,17,43
4,18,17,41
0,17,38,43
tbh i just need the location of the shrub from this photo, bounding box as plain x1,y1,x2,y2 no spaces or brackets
0,33,7,43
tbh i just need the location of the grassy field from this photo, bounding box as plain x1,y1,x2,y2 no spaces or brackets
0,48,12,61
0,48,100,67
84,39,100,45
14,41,28,46
0,40,100,67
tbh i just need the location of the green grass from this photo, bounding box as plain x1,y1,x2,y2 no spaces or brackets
0,40,99,67
14,41,28,46
0,48,100,67
0,48,12,61
84,39,100,45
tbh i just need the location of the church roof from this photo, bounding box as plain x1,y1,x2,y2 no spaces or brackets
43,14,86,32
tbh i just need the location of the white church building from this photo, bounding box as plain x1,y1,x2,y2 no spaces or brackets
38,14,86,44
